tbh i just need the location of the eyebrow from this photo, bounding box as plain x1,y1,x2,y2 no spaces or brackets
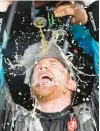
49,59,58,63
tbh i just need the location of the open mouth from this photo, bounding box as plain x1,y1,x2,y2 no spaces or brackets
38,74,53,86
42,76,52,81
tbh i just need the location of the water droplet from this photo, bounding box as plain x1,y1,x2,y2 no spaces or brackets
77,88,80,92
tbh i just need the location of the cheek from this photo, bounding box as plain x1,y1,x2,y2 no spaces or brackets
31,72,39,87
67,79,77,91
53,68,68,83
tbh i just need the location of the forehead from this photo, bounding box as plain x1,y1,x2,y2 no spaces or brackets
36,57,63,66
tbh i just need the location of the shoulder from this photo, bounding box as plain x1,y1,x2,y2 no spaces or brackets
73,102,98,130
73,102,92,123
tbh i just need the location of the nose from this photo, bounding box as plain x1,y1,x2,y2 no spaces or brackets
39,64,48,71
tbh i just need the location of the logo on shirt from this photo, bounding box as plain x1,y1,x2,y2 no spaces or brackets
67,117,77,131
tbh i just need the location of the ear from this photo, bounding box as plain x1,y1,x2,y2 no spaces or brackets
67,78,77,92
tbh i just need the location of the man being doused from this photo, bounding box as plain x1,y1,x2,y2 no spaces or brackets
0,41,98,131
28,42,98,131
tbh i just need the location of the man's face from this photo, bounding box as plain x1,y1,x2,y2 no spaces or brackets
31,57,70,101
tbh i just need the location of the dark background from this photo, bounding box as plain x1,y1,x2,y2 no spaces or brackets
3,1,96,110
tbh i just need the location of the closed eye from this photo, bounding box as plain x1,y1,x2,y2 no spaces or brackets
51,63,57,66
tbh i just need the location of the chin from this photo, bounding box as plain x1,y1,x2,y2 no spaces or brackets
32,84,65,102
33,85,54,97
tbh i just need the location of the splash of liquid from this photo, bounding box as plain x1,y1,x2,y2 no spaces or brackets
39,27,48,56
33,17,48,56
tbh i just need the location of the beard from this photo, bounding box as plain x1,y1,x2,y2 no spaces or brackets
31,84,66,102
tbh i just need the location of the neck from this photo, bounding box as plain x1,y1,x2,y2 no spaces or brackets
37,91,71,113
